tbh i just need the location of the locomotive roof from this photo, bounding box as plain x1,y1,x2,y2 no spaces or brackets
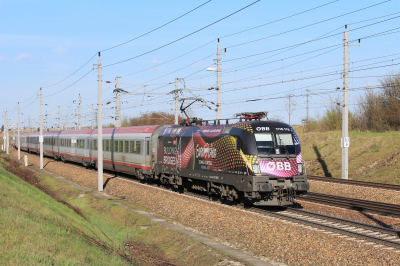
237,120,291,129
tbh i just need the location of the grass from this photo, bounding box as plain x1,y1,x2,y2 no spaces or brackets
297,130,400,184
0,152,236,266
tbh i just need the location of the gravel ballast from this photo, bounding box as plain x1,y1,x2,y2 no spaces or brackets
309,180,400,205
12,151,400,266
297,200,400,231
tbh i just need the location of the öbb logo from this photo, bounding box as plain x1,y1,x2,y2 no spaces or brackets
195,143,217,159
266,161,291,171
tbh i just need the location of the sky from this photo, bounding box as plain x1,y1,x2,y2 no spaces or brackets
1,0,400,129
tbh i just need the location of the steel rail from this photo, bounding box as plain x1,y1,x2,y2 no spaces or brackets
183,192,400,249
285,207,400,237
249,207,400,249
301,192,400,218
308,175,400,191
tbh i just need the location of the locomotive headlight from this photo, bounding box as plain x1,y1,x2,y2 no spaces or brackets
252,164,260,174
275,148,280,155
297,163,303,175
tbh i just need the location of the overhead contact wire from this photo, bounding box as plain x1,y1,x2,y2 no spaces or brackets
103,0,261,68
100,0,214,52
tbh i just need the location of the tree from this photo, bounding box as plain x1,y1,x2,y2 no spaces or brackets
379,73,400,129
126,111,184,126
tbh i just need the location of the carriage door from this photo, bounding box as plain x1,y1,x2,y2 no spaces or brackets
87,136,91,161
145,137,151,166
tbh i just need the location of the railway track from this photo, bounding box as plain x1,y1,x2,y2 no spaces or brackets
183,192,400,250
53,160,400,250
300,192,400,218
13,151,400,251
308,175,400,191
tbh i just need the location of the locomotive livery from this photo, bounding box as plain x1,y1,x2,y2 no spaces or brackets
13,120,309,206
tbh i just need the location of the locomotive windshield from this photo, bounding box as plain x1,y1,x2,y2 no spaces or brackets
255,132,295,155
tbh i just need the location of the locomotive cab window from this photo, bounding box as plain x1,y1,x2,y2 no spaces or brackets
255,133,275,155
235,137,246,153
275,132,295,154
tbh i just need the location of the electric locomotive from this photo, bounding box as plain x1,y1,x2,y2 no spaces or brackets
156,113,308,206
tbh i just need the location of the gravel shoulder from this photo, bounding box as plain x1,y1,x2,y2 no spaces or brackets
12,150,400,266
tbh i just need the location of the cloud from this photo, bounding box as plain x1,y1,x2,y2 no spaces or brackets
15,53,32,61
190,60,204,67
150,59,162,63
148,67,164,72
53,45,67,53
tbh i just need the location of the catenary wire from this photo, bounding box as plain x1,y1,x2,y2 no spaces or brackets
100,0,213,52
102,0,261,68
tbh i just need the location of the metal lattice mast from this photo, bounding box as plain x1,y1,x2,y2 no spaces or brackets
175,78,179,125
115,76,121,127
74,110,77,130
216,40,221,120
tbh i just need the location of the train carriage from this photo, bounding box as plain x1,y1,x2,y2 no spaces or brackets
89,125,166,176
58,129,94,165
12,115,309,206
42,131,61,159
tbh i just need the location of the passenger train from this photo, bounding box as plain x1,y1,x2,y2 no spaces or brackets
12,115,309,206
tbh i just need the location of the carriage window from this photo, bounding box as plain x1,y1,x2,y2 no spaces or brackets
94,140,97,150
130,141,135,153
124,141,129,153
146,140,150,155
119,141,123,152
114,141,118,152
136,141,141,154
105,140,109,151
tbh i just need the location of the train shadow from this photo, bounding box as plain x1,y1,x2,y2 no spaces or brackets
313,145,332,177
